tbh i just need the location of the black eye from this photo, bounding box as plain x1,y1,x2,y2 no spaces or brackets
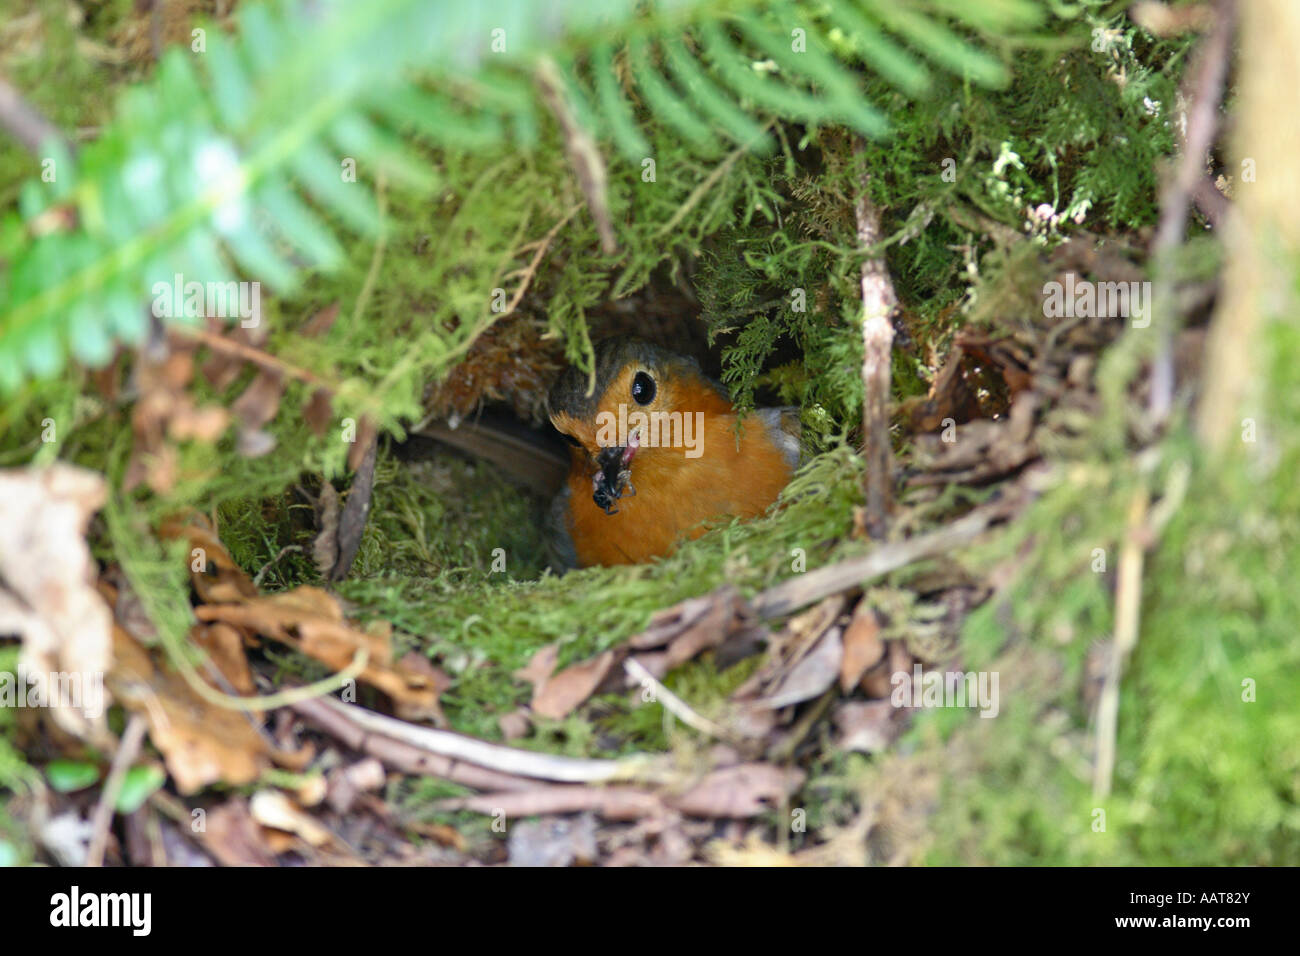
561,433,582,448
631,371,656,406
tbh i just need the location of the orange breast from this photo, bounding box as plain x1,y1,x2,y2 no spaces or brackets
564,411,794,567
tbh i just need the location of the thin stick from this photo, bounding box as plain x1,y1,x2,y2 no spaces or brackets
169,325,330,390
500,204,582,318
536,59,616,254
852,135,898,539
86,714,148,867
290,696,536,792
294,695,669,785
1093,486,1150,799
654,131,768,239
253,544,302,586
752,505,998,620
623,657,736,743
0,74,68,156
1147,0,1236,426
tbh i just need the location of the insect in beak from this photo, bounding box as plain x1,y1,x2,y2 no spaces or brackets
592,430,640,515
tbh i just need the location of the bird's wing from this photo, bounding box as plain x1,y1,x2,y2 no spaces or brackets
545,484,580,574
411,416,568,498
756,406,803,470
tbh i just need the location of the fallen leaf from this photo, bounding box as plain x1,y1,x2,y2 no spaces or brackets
232,369,284,432
110,627,269,794
161,518,258,604
755,626,842,710
514,644,559,690
193,586,441,719
0,465,113,739
191,622,255,695
347,416,377,472
734,595,844,705
299,303,340,338
250,789,334,848
303,388,334,437
508,812,599,867
498,708,532,741
201,799,277,866
231,370,285,459
530,650,620,720
840,602,884,692
669,764,805,818
833,700,900,753
312,481,341,578
167,403,229,442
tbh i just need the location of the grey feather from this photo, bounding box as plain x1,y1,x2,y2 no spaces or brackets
546,484,579,574
756,406,802,469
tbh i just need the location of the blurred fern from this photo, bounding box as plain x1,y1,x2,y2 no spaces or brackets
0,0,1041,391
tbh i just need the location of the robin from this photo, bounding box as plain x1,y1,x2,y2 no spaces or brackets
546,339,800,569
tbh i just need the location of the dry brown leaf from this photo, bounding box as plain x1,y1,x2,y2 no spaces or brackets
249,790,335,848
833,700,900,753
734,595,844,703
347,416,378,472
530,650,620,720
755,625,843,710
191,621,255,695
511,589,768,721
508,812,599,867
232,369,285,432
860,655,894,698
201,799,278,866
161,518,259,604
668,764,806,818
303,388,334,437
498,708,532,741
840,601,884,692
514,644,560,689
300,302,341,338
312,481,341,578
166,403,229,443
110,627,269,794
193,586,442,720
0,464,113,739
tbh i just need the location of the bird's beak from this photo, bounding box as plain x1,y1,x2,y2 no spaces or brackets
592,432,639,515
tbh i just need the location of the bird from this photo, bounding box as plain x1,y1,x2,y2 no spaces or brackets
546,338,800,569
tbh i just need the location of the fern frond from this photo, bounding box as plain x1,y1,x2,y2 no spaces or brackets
0,0,1042,391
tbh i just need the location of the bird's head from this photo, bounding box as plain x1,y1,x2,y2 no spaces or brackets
547,339,731,513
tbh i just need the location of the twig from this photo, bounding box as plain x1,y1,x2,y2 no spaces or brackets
253,544,302,587
536,59,617,254
169,325,331,390
435,785,662,820
86,714,148,867
293,695,669,785
0,73,69,156
654,131,769,240
623,657,736,743
1093,485,1150,800
1147,0,1236,426
290,696,535,792
752,504,1001,620
852,135,898,539
498,204,582,318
